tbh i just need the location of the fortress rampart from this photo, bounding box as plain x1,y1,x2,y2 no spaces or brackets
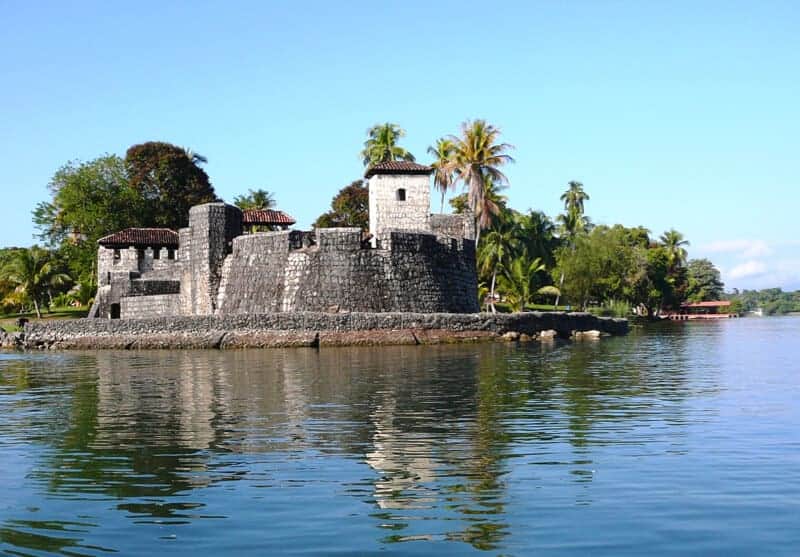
89,162,479,319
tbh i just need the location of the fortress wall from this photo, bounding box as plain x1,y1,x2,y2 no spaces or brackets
430,213,476,241
128,279,181,297
382,232,479,313
216,231,294,314
98,247,139,286
121,294,182,319
214,229,478,315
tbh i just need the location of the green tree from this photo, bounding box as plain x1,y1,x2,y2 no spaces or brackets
660,229,689,267
2,247,71,318
496,255,548,312
314,180,369,229
125,141,218,229
478,225,516,313
512,210,560,268
554,181,590,306
33,155,142,249
553,226,637,310
32,155,144,289
361,123,415,167
686,258,724,302
427,138,457,213
560,180,590,218
556,181,591,243
233,189,276,210
449,120,515,244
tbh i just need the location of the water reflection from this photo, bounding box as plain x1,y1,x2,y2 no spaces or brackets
0,328,718,555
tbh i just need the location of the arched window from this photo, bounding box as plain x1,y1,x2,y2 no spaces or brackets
396,188,406,201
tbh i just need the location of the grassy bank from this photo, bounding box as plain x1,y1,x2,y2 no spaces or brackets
1,306,88,332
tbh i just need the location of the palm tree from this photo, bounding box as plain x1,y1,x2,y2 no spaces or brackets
449,120,514,244
361,123,415,167
513,210,558,268
560,180,589,217
427,138,456,213
474,176,508,236
3,247,70,318
660,229,689,267
555,181,590,307
496,255,548,312
183,147,208,166
233,188,276,210
478,224,517,313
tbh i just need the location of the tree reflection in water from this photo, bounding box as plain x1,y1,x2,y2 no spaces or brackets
0,330,700,554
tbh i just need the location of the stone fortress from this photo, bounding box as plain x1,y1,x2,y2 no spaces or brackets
90,161,479,320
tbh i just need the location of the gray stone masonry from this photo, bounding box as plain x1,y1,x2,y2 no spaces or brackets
369,173,431,242
91,167,483,320
216,227,478,314
24,311,628,350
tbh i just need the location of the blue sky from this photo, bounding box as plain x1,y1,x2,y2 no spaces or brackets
1,1,798,290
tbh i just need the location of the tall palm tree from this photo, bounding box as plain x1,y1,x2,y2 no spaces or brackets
427,138,456,213
449,120,514,244
3,247,70,318
554,181,590,307
474,176,508,236
361,123,415,167
660,229,689,267
560,180,589,217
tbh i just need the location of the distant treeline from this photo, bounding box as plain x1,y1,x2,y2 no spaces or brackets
727,288,800,315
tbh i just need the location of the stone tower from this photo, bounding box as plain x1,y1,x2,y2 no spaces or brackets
184,203,243,315
366,161,433,243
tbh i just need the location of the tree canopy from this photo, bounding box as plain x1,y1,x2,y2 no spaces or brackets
314,180,369,230
361,123,415,168
125,141,218,228
233,189,276,210
686,259,724,302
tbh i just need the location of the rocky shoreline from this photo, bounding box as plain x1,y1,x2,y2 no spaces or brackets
6,311,628,350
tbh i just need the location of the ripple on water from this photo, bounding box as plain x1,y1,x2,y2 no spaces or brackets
0,319,799,555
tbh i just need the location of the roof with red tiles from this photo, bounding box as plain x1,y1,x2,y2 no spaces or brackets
364,160,433,178
97,228,179,247
241,209,296,226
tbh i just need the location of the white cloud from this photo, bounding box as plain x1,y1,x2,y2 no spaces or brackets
701,239,771,258
728,260,768,280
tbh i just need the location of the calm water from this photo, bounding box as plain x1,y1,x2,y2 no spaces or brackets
1,319,798,556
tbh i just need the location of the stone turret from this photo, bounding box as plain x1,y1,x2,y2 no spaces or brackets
185,203,243,315
366,161,433,245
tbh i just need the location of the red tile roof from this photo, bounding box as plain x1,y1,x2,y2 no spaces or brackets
242,209,296,226
364,160,433,178
97,228,179,247
681,301,731,308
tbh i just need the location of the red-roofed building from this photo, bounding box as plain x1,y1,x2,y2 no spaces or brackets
241,209,296,230
667,300,738,320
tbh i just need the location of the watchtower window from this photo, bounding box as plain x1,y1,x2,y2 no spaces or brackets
113,249,121,261
137,248,145,260
396,188,406,201
153,248,160,260
168,249,175,260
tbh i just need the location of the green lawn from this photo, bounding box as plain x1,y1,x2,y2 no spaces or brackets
1,306,88,332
